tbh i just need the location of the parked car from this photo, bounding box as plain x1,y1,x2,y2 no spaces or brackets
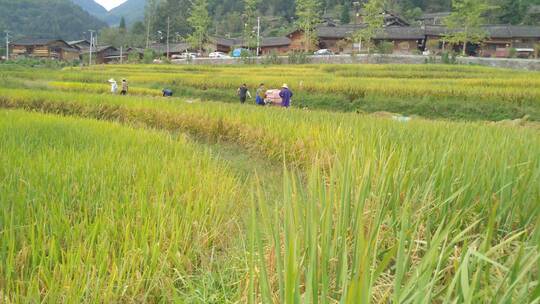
314,49,334,56
172,52,200,59
209,51,230,58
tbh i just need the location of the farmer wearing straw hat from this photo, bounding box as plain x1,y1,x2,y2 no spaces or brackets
108,78,118,94
279,84,293,108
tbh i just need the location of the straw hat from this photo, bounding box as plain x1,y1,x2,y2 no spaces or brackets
108,78,116,83
282,83,288,89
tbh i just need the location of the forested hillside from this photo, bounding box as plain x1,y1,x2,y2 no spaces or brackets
0,0,107,40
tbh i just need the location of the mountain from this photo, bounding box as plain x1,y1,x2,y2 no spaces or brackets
0,0,108,40
71,0,108,18
107,0,146,25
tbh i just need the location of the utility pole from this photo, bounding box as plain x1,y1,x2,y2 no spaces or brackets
353,2,361,53
4,31,10,61
89,30,95,66
256,17,260,56
120,46,123,64
166,16,170,60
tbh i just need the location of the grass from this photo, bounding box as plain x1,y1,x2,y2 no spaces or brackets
0,64,539,302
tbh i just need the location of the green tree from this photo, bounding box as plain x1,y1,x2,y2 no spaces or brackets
340,1,351,24
296,0,322,51
495,0,527,24
352,0,385,53
119,16,126,31
243,0,260,50
444,0,490,56
188,0,211,52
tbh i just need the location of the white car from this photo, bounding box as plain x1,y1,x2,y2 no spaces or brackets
209,51,230,58
314,49,334,56
172,52,199,59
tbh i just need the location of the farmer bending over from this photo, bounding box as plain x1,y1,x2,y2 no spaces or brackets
162,89,173,97
256,83,266,106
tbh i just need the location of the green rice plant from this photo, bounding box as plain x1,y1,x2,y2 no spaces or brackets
48,81,162,96
250,158,539,303
2,64,539,120
0,64,539,302
0,110,244,302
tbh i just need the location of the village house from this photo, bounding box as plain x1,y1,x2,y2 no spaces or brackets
425,25,540,58
80,45,118,64
418,12,451,26
287,25,425,55
150,43,190,57
214,37,291,54
285,22,540,57
9,38,80,61
287,11,416,53
67,40,91,50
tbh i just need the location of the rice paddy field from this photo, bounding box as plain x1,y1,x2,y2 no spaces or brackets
0,63,539,303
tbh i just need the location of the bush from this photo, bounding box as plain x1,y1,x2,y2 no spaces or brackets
261,50,282,65
288,51,310,64
375,42,394,55
143,49,155,64
127,52,141,63
509,48,517,58
441,51,457,64
0,57,76,68
240,49,255,64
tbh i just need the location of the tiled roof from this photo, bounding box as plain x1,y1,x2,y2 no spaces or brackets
150,43,190,53
11,38,67,46
215,37,291,47
67,40,90,46
317,25,540,40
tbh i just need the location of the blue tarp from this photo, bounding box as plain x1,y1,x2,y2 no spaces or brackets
232,48,243,57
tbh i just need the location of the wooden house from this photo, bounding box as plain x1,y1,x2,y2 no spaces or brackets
260,37,291,54
288,25,425,54
68,40,91,50
150,43,190,57
214,37,291,54
10,38,80,61
374,27,425,54
425,25,540,57
418,12,451,26
81,45,118,64
287,11,414,53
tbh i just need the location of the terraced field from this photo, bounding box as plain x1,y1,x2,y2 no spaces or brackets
2,63,540,120
0,64,539,303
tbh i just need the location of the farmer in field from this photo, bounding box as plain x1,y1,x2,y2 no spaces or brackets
256,83,266,106
279,84,293,108
109,78,118,94
162,88,173,97
121,79,128,95
237,83,251,104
